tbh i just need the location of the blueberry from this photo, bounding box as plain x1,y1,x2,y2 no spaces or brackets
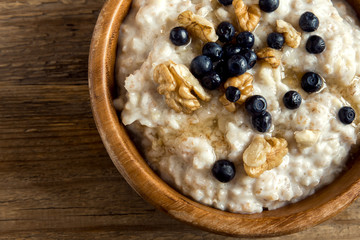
190,55,213,79
223,43,242,59
212,160,236,183
338,106,355,124
226,86,241,102
236,31,255,48
240,48,257,69
251,111,272,133
259,0,280,13
202,42,223,61
245,95,267,116
169,27,190,46
306,35,325,54
227,54,248,77
214,60,229,83
301,72,323,93
216,21,236,43
299,12,319,32
267,32,284,49
283,91,302,109
201,72,222,90
218,0,233,5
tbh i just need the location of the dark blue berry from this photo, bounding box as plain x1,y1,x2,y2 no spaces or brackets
218,0,233,5
212,160,236,183
214,60,229,83
240,48,257,69
190,55,213,79
251,111,272,133
236,31,255,48
201,72,222,90
283,91,302,109
299,12,319,32
338,106,355,124
306,35,325,54
301,72,323,93
202,42,223,61
227,54,248,77
226,86,241,102
267,32,284,49
245,95,267,116
259,0,280,13
169,27,190,46
216,21,236,43
223,43,242,59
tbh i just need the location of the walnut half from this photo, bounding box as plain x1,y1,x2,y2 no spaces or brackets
257,47,282,68
233,0,261,32
178,10,218,42
219,73,254,112
243,136,288,178
276,20,301,48
153,60,211,114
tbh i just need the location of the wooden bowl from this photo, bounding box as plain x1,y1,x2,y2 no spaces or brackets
89,0,360,237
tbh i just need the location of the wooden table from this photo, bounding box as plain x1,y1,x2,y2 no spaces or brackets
0,0,359,239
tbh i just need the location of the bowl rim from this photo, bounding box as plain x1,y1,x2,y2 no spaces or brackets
88,0,360,237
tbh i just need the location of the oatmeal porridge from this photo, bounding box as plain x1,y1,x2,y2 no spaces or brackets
114,0,360,213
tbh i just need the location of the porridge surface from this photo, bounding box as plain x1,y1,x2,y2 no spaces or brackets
115,0,360,213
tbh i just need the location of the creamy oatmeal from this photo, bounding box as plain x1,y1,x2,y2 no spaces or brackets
115,0,360,213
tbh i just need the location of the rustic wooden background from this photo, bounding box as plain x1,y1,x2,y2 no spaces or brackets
0,0,359,239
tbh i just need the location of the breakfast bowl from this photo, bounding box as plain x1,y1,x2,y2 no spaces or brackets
89,0,360,237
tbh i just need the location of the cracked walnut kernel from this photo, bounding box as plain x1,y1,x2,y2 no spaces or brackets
219,73,254,112
178,10,218,42
276,20,301,48
233,0,261,32
153,60,211,114
257,47,282,68
243,136,271,167
243,136,288,178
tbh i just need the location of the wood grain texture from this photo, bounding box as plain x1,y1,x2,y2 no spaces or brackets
0,0,359,239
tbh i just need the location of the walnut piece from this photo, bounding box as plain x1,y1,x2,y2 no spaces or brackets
153,60,211,114
219,94,237,112
257,47,282,68
294,129,320,149
276,20,301,48
233,0,261,32
219,73,254,112
224,73,254,103
178,10,218,42
243,136,288,178
243,136,271,167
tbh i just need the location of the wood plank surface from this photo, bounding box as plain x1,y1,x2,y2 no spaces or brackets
0,0,359,239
